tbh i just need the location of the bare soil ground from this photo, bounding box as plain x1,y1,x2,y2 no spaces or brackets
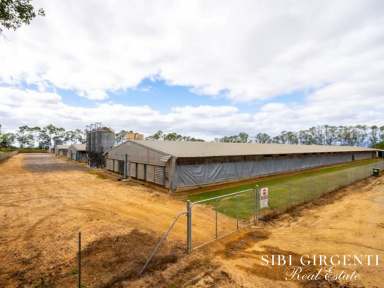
128,177,384,288
0,154,231,287
0,154,383,287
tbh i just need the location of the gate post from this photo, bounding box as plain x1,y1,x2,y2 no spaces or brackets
186,200,192,254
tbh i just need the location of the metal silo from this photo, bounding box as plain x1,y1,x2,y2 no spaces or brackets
86,124,115,167
97,127,115,153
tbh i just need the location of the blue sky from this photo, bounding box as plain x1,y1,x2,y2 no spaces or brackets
0,0,383,138
105,78,226,112
58,78,309,114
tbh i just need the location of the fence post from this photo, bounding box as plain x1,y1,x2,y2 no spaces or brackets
186,200,192,254
78,232,81,288
254,185,259,225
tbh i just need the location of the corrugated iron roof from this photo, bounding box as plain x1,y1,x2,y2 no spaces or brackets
130,140,379,158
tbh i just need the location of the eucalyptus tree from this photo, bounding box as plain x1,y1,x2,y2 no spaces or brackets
0,0,44,32
38,124,65,148
16,125,34,148
0,132,15,147
254,132,270,143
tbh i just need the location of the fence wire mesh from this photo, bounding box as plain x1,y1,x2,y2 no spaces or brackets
189,189,256,250
189,160,384,250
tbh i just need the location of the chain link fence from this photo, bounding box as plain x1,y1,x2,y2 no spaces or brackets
188,189,257,251
187,160,384,251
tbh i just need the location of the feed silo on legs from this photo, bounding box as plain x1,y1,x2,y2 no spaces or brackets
86,123,115,167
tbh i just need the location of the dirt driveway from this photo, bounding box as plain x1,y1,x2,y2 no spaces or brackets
1,153,383,287
0,153,226,287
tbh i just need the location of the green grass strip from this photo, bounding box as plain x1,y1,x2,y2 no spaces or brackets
188,159,383,219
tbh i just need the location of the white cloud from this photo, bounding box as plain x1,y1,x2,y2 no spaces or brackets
170,106,238,116
0,0,384,136
0,0,383,102
1,87,383,139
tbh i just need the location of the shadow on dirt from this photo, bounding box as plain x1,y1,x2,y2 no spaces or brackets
26,229,184,288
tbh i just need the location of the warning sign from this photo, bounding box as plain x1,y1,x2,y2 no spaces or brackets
259,187,269,209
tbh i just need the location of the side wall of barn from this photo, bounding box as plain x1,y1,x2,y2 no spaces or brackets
67,148,87,162
173,151,375,190
106,142,172,188
73,151,87,162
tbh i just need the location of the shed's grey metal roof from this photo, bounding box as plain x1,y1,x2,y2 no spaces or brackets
69,144,86,151
55,144,69,150
130,140,379,158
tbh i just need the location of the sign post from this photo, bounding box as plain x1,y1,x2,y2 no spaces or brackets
259,187,269,209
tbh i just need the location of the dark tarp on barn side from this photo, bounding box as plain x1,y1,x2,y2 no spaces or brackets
105,140,380,191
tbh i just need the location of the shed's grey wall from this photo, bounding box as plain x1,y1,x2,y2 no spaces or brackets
68,148,87,161
77,151,88,161
113,160,120,173
106,159,113,170
354,151,374,160
106,142,171,187
174,152,373,189
57,149,68,157
107,142,168,165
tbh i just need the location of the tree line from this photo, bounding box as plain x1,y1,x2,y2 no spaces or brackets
146,125,384,148
215,125,384,147
0,124,85,149
1,124,384,149
146,130,205,142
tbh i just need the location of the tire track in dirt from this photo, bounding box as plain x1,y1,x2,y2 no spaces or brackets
0,195,64,206
21,208,66,240
0,153,234,287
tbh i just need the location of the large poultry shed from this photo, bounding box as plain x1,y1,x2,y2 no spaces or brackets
105,140,379,192
68,144,87,162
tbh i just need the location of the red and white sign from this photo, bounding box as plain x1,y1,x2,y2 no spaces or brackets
260,187,269,208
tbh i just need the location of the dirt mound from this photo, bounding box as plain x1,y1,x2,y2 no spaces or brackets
78,229,183,287
122,251,238,288
222,230,271,258
25,229,184,288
